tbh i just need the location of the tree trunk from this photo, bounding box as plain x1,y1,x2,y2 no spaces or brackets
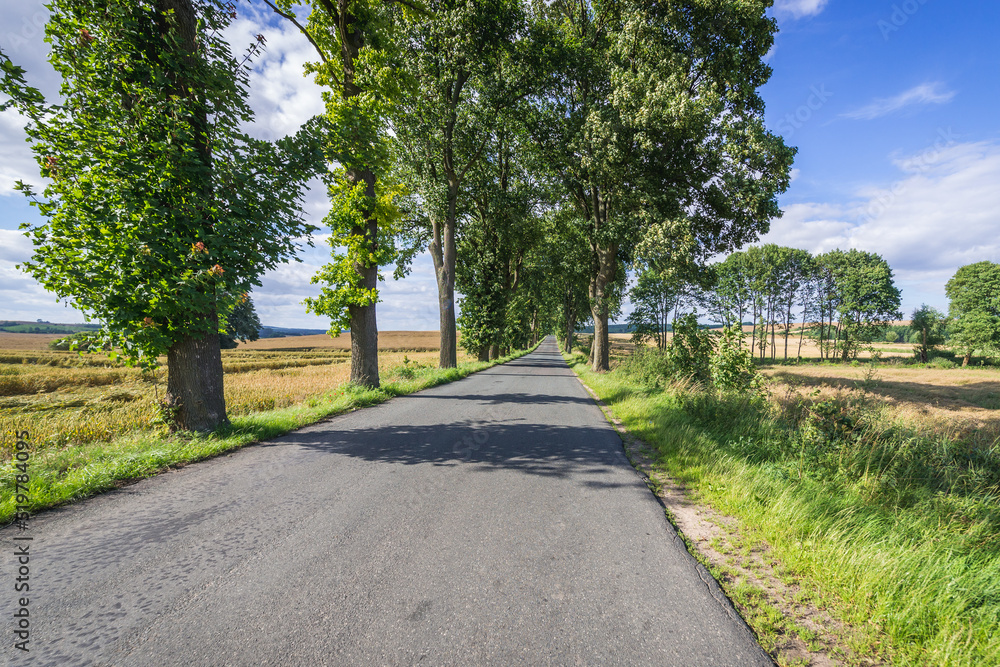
589,242,616,372
797,317,806,359
340,3,381,387
489,344,500,360
346,172,380,386
563,304,575,354
770,319,776,361
167,308,229,432
430,190,458,368
478,347,490,362
963,350,973,367
157,0,227,432
591,302,610,371
784,299,793,361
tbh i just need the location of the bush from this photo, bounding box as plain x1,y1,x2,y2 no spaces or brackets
618,347,675,389
711,324,763,395
620,319,762,395
667,313,714,385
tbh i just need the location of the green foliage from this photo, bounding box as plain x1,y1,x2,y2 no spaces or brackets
883,325,910,344
48,330,107,352
527,0,794,370
946,261,1000,364
711,325,764,394
4,1,322,368
910,304,947,363
219,294,262,349
668,313,715,385
288,0,414,335
706,245,816,361
817,249,902,359
0,46,44,113
627,268,689,351
391,0,532,367
706,245,902,362
456,122,546,359
620,314,716,388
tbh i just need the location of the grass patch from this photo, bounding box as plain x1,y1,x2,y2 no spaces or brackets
565,351,1000,666
0,345,537,523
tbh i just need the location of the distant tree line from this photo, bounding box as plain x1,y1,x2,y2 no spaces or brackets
630,245,903,361
629,248,1000,366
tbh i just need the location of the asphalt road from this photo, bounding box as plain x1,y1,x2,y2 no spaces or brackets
2,337,772,666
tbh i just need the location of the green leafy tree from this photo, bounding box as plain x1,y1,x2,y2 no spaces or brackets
538,207,591,354
706,252,754,329
456,120,543,360
270,0,418,388
945,261,1000,366
776,248,813,361
528,0,794,372
394,0,527,368
2,0,323,431
219,294,262,350
627,269,687,351
817,249,902,360
910,304,946,363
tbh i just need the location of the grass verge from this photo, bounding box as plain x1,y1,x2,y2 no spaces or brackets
1,345,538,524
565,351,1000,667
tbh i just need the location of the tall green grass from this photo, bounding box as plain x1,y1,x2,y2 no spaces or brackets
568,351,1000,666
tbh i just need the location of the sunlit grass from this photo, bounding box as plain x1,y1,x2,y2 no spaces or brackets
566,350,1000,666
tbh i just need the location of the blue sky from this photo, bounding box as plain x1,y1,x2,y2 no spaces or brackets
2,0,999,329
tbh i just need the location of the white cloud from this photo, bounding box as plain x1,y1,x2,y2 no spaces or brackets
773,0,828,19
760,140,1000,313
0,0,59,195
252,250,442,331
842,82,955,121
222,5,325,142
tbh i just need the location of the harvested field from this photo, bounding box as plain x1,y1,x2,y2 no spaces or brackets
764,362,1000,440
0,337,465,456
0,332,67,351
0,330,449,353
238,330,445,351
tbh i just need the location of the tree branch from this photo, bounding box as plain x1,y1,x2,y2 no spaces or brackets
260,0,329,64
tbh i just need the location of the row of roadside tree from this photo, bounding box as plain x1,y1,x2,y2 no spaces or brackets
625,245,1000,367
1,0,795,431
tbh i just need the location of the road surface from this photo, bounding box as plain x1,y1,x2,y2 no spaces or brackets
3,337,771,666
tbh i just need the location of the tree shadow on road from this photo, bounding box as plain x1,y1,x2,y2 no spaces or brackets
266,416,630,485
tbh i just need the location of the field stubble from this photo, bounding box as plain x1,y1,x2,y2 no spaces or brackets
0,341,460,457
